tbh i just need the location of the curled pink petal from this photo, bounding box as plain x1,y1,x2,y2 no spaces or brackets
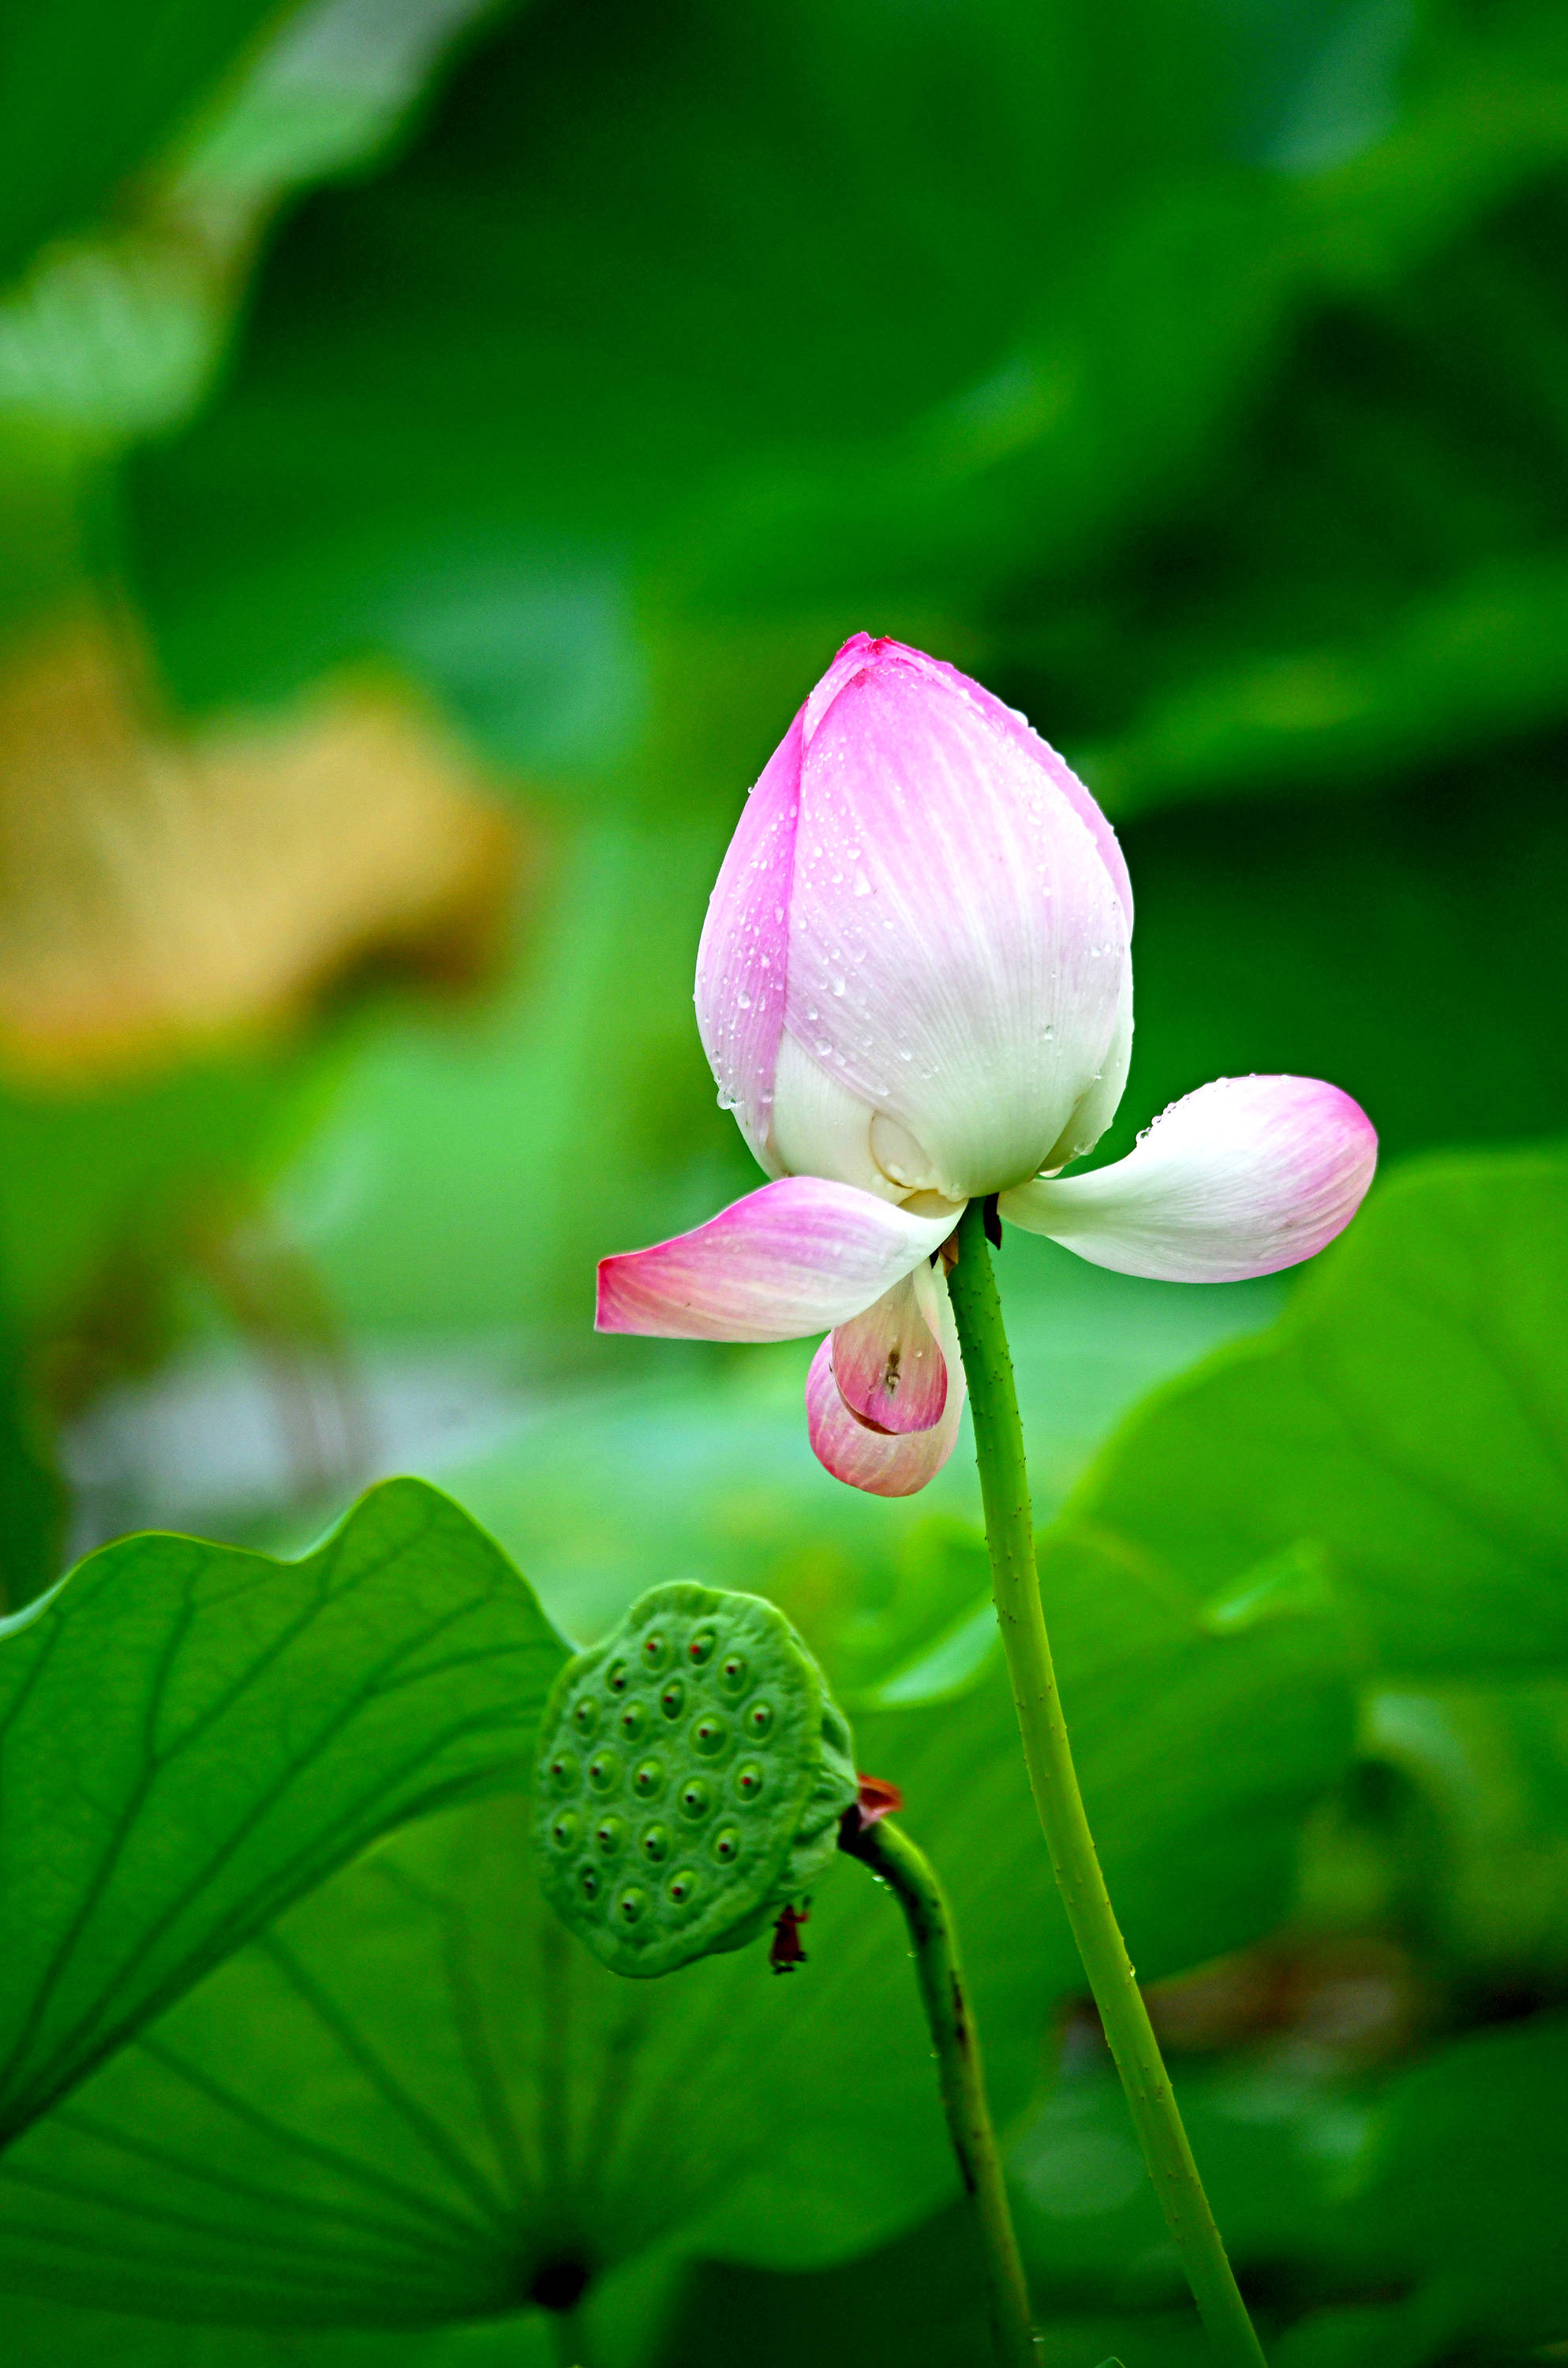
694,707,804,1174
780,638,1128,1201
806,1333,967,1497
596,1177,953,1342
999,1076,1377,1283
829,1264,949,1435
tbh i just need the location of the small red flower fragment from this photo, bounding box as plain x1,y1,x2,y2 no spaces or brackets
769,1902,810,1973
855,1774,904,1826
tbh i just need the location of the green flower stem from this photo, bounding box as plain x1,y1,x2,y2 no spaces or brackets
945,1198,1267,2368
840,1808,1037,2368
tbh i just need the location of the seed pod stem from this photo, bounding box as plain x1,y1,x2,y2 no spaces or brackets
840,1804,1037,2368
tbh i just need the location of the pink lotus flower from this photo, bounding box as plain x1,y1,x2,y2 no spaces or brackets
598,636,1376,1496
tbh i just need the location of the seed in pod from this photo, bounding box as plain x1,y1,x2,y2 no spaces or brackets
531,1580,856,1978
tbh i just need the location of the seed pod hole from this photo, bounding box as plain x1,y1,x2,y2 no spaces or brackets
720,1653,748,1692
745,1702,774,1738
548,1752,578,1792
691,1714,727,1757
712,1826,741,1864
640,1823,670,1863
679,1778,713,1821
551,1812,579,1851
605,1660,629,1695
641,1633,668,1671
594,1816,626,1857
571,1698,599,1737
659,1680,685,1719
618,1700,648,1740
579,1867,600,1901
667,1871,698,1906
587,1750,620,1792
632,1758,664,1798
688,1628,717,1666
616,1886,649,1924
735,1761,765,1801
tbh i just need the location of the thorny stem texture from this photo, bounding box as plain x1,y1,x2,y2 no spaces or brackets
839,1810,1038,2368
945,1197,1267,2368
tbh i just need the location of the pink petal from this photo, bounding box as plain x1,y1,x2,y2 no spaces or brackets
780,638,1128,1202
596,1177,953,1342
829,1265,949,1435
694,706,805,1174
917,650,1133,928
805,1268,967,1497
999,1076,1378,1282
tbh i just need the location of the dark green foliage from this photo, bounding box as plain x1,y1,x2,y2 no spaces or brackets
0,0,284,280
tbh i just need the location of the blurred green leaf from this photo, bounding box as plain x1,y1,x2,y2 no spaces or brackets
1339,2013,1568,2360
0,1477,567,2145
1009,2048,1374,2315
1363,1678,1568,1976
0,1519,1353,2317
0,0,286,286
1103,755,1568,1176
1,2303,546,2368
0,0,506,445
1039,1149,1568,1677
122,0,1568,812
1005,2014,1568,2362
654,2204,1211,2368
0,1280,62,1608
406,1249,1282,1652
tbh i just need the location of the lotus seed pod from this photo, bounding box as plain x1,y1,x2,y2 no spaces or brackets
533,1581,856,1978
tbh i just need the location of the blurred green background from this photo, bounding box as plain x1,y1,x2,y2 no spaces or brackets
0,0,1566,2362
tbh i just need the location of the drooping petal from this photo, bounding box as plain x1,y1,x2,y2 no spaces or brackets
806,1268,967,1497
1000,1075,1378,1282
596,1177,954,1342
829,1263,949,1434
693,707,804,1174
780,639,1128,1202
